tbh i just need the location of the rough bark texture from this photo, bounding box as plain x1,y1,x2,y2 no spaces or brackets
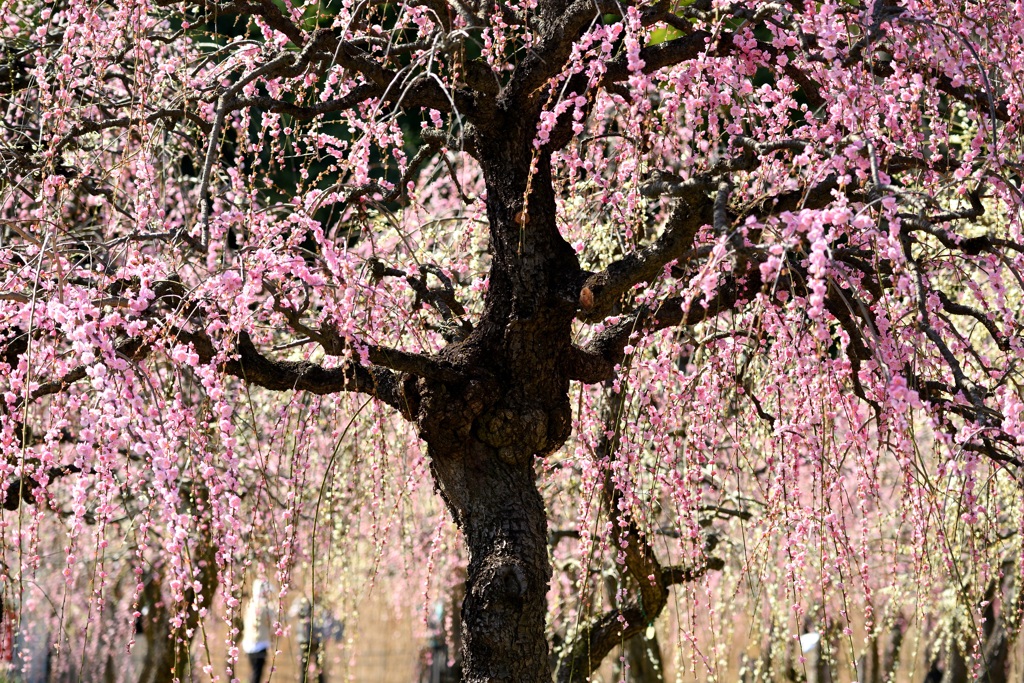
412,103,580,682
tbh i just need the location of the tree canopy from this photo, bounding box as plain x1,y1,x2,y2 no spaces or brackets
2,0,1024,680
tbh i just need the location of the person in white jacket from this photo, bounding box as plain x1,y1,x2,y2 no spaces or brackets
241,580,272,683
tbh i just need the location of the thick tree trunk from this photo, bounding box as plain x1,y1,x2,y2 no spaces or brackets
419,347,567,683
414,110,581,682
428,439,552,682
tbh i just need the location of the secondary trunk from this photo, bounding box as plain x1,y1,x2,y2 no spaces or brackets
136,513,219,683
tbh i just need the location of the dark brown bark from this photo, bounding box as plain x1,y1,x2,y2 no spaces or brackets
940,641,968,683
857,636,879,683
427,440,553,682
412,105,581,682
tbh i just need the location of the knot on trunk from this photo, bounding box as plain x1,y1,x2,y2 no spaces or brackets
475,406,548,464
417,377,496,445
472,560,528,610
473,400,573,462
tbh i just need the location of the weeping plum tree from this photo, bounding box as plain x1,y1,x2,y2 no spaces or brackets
2,0,1024,680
